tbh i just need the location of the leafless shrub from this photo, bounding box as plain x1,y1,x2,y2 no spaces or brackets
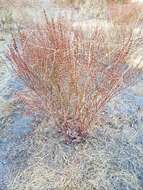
7,16,143,143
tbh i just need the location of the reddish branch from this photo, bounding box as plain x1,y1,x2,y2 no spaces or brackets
7,18,143,143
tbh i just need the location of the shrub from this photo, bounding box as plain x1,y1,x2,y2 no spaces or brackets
7,16,143,143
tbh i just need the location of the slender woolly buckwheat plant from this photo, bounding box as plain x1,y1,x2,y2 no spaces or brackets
7,15,143,143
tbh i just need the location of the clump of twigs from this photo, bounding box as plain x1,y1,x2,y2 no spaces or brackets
7,15,143,143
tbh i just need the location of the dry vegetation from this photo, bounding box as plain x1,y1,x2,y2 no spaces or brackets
108,0,131,3
0,1,143,190
55,0,84,7
7,13,143,143
0,0,43,34
0,0,39,8
108,2,143,25
55,0,143,25
55,0,108,19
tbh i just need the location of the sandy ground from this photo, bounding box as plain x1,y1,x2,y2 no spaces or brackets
0,1,143,190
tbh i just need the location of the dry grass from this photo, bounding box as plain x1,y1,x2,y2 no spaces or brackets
55,0,84,7
108,2,143,25
0,0,39,8
55,0,108,19
7,15,143,143
7,113,143,190
108,0,131,3
55,0,143,25
79,0,108,19
0,0,43,33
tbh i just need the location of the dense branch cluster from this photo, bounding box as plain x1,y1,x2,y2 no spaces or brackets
8,18,143,142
